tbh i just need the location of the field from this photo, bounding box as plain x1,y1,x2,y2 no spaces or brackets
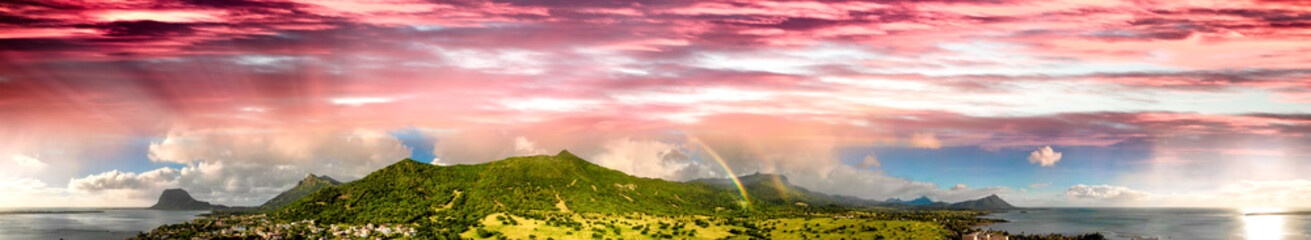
757,217,946,240
460,211,947,240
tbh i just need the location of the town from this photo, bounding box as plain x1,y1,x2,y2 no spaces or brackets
134,214,418,240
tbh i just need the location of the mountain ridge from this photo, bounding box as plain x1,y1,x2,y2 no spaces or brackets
273,150,746,233
886,196,940,205
258,173,342,210
690,174,1017,210
949,194,1015,210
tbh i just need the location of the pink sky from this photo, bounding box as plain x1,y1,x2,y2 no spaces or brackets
1,0,1310,208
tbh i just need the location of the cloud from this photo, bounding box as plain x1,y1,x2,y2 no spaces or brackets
432,131,540,165
801,166,1015,203
952,184,968,190
513,136,548,156
98,128,413,205
1066,184,1149,201
1,0,1311,209
856,153,881,168
11,154,45,168
1027,146,1062,167
587,138,713,181
1212,180,1311,207
0,177,73,207
1029,182,1052,188
330,97,395,106
909,132,942,149
1056,180,1311,207
69,168,180,192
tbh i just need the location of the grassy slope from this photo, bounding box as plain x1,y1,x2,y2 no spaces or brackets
271,151,960,239
758,218,946,240
272,151,748,237
461,213,947,240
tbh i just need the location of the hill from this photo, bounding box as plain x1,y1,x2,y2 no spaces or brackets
273,150,747,237
692,174,1016,211
134,151,1019,239
689,173,889,209
149,189,221,210
259,174,341,210
949,194,1015,210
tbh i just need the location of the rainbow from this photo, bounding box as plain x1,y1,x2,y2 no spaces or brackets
688,136,751,210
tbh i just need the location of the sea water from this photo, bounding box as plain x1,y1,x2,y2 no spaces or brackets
0,208,206,240
977,208,1311,240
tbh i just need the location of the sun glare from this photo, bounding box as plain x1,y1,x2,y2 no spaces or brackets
1241,207,1286,240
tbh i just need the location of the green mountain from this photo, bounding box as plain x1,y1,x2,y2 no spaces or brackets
690,173,889,209
258,174,341,210
949,194,1015,210
272,150,748,236
149,189,221,210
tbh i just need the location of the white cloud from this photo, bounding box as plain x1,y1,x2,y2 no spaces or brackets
429,47,549,75
588,138,713,181
513,136,547,156
0,177,71,207
856,154,881,168
1029,182,1052,188
431,131,550,165
1213,179,1311,206
909,132,942,149
1028,146,1062,167
1052,180,1311,208
69,168,180,192
1066,184,1149,201
952,184,968,190
97,128,413,205
11,154,45,168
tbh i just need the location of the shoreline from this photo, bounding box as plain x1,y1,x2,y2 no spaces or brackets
1245,211,1311,216
0,210,105,215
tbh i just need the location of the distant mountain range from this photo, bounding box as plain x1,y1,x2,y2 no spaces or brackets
148,150,1015,217
148,174,341,211
690,173,890,208
886,196,939,205
691,173,1015,210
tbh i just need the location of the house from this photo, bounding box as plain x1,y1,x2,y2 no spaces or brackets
964,232,1008,240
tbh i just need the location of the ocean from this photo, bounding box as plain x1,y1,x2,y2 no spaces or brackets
0,208,206,240
977,207,1311,240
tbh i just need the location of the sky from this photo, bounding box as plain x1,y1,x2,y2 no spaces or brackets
1,0,1310,209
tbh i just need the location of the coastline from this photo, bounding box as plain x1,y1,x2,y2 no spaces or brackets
0,210,105,215
1245,211,1311,216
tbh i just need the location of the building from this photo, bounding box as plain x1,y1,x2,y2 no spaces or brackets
964,232,1008,240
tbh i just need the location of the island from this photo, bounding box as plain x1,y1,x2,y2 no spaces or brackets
133,151,1104,240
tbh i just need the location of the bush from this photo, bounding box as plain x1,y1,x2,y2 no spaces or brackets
476,228,495,238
